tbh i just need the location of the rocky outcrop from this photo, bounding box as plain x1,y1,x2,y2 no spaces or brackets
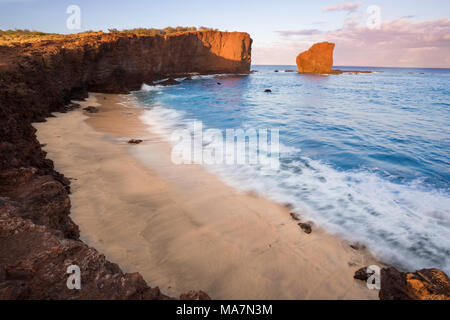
379,267,450,300
296,42,335,73
0,30,249,299
0,213,169,300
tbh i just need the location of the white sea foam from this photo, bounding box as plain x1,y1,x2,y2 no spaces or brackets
135,95,450,274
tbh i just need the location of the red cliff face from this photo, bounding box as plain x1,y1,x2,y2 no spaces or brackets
0,30,251,299
296,42,335,73
0,31,252,93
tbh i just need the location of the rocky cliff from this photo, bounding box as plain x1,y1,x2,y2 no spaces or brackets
380,267,450,300
0,30,251,299
296,41,335,73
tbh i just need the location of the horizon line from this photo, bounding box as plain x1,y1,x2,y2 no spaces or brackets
252,64,450,69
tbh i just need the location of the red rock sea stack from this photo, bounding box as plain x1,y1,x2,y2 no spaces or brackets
296,42,335,73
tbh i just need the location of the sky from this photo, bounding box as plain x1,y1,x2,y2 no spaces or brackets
1,0,449,67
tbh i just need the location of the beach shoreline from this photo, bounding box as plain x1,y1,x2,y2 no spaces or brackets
34,92,380,300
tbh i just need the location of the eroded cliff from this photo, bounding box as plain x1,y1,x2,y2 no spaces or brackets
0,30,251,299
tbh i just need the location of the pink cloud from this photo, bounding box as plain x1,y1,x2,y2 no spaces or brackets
323,2,362,13
253,18,450,68
327,18,450,67
276,29,323,37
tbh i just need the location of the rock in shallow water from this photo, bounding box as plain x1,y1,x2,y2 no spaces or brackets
159,77,181,86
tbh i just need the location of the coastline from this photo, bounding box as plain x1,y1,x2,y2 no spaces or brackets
35,93,380,299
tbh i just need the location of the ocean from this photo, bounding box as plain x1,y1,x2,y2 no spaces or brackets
131,65,450,273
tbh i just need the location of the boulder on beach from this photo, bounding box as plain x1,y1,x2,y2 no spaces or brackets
83,106,99,113
290,212,300,221
179,290,211,300
296,42,335,74
298,222,312,234
354,267,374,281
128,139,143,145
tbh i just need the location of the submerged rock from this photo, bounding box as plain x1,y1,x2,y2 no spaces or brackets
296,42,335,74
159,77,181,86
264,89,272,93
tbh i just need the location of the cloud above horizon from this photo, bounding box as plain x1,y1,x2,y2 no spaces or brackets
323,2,362,13
276,29,323,37
253,17,450,68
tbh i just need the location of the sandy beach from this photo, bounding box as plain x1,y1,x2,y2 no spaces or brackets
34,93,380,300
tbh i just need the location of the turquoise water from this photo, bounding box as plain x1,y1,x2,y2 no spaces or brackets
133,66,450,273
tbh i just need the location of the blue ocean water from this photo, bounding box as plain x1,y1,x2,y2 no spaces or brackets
132,66,450,273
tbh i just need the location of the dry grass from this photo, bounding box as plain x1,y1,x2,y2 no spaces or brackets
0,27,220,46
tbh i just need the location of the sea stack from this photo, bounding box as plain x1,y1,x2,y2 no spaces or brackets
296,42,335,73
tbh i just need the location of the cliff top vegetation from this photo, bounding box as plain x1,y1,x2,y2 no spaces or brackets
0,27,220,46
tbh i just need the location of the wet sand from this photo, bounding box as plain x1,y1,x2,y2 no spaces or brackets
34,93,380,299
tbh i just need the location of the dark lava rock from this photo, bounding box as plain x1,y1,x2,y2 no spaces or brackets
217,82,222,85
354,267,374,281
83,106,99,113
0,214,172,300
290,212,300,221
264,89,272,93
274,70,279,72
128,139,143,145
184,76,193,80
159,77,181,86
64,102,81,112
179,290,211,300
298,223,312,234
350,243,366,250
379,267,450,300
